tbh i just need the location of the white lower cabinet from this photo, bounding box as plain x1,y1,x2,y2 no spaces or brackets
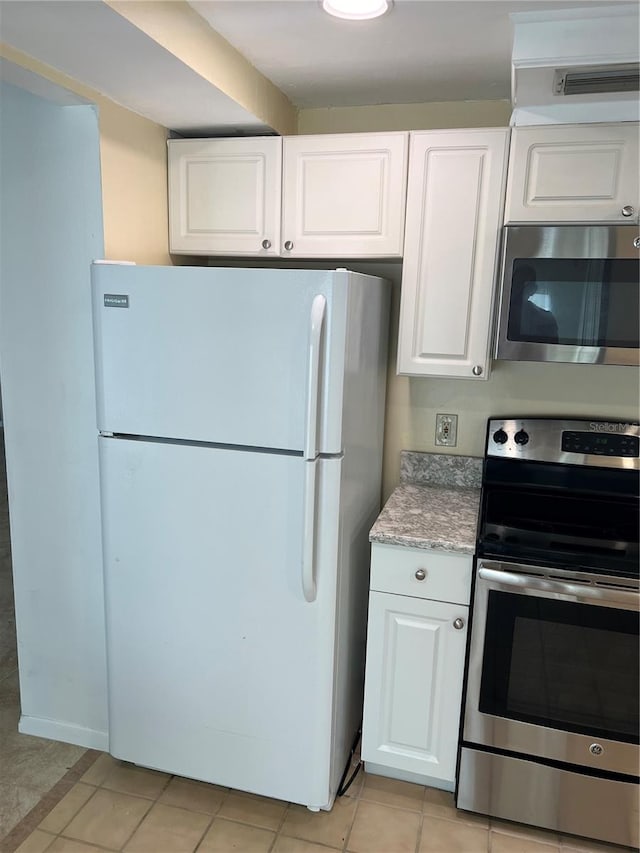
362,546,471,789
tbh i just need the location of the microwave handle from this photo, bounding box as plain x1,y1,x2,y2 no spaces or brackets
478,566,639,609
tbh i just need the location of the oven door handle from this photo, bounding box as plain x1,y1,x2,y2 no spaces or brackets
478,566,639,608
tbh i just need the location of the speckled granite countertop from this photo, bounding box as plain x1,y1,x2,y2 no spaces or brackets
369,451,481,553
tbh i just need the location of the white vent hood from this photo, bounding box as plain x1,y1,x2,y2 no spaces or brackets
510,4,640,126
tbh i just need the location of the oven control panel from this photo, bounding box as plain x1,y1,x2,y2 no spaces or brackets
487,418,640,469
561,430,639,458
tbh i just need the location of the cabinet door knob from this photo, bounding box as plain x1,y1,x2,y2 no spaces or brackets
415,568,427,581
284,240,294,251
472,365,483,376
621,205,635,217
261,239,271,250
633,237,640,249
453,617,465,630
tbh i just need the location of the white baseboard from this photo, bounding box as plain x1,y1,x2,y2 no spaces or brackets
19,714,109,751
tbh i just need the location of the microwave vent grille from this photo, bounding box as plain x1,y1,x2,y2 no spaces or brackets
553,64,640,96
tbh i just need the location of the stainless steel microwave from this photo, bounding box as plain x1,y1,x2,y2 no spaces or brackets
495,225,640,366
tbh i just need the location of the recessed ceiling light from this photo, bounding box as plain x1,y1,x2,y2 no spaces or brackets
322,0,391,21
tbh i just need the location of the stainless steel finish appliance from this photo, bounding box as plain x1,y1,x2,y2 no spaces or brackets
495,225,639,366
457,417,640,848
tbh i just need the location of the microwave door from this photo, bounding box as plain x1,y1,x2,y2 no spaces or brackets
495,225,640,366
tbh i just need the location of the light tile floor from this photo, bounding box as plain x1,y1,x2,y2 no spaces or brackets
11,752,628,853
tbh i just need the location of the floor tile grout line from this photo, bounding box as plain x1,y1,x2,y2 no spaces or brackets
110,781,155,852
0,748,101,853
341,796,361,853
272,796,358,853
266,798,292,852
188,793,230,853
137,771,229,853
414,807,425,853
46,782,100,838
56,768,164,852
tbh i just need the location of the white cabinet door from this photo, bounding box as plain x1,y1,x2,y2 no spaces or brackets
281,133,408,257
397,128,509,379
505,122,639,223
362,591,468,786
168,137,282,255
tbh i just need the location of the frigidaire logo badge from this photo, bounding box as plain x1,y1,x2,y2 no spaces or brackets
104,294,129,308
589,422,637,433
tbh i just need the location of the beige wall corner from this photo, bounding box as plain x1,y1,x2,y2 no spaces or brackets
98,100,170,265
297,100,512,135
1,43,171,265
105,0,297,136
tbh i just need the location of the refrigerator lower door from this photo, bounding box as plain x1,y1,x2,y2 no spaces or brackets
99,436,342,809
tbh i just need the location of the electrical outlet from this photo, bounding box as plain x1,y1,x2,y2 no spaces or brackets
435,413,458,447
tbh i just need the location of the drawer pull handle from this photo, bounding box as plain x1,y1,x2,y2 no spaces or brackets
453,617,465,630
415,569,427,581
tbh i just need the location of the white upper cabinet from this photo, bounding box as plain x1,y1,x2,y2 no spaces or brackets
505,122,639,223
168,137,282,256
281,133,408,258
168,132,408,258
397,128,510,380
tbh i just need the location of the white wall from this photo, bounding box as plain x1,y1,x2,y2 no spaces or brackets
0,81,108,747
1,43,172,266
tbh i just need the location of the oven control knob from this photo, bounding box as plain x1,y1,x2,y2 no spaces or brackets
493,428,508,444
514,429,529,446
589,743,604,756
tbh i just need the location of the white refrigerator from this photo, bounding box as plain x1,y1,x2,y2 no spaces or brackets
91,263,389,810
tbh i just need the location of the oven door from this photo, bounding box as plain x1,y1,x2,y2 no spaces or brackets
463,560,640,777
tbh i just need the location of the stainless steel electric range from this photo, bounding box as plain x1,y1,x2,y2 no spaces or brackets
457,417,639,848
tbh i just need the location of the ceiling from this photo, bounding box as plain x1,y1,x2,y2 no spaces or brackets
0,0,637,134
190,0,601,108
0,1,265,134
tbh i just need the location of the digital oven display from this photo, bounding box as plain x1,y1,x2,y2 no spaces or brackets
561,430,639,458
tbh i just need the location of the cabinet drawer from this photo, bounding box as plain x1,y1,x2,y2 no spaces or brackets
370,544,472,605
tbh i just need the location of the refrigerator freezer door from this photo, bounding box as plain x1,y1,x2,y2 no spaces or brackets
99,436,341,808
92,264,349,454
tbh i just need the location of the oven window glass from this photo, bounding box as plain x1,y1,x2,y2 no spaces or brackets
507,258,639,347
480,487,638,573
479,591,639,743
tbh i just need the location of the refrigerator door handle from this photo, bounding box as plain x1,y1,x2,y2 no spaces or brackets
304,295,327,461
301,460,318,602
